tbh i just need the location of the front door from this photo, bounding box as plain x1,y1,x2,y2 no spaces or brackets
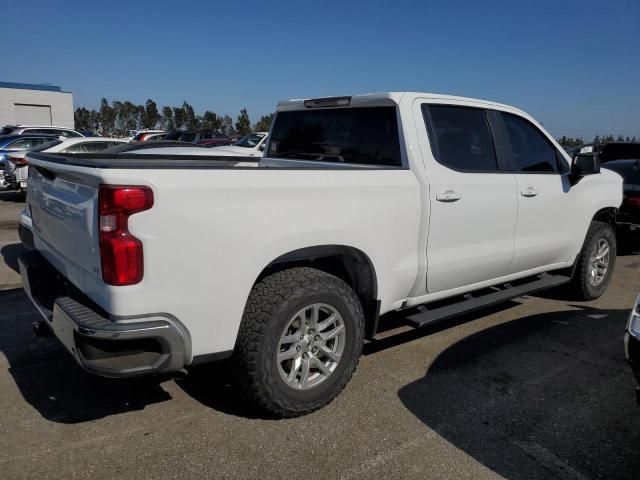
498,112,577,273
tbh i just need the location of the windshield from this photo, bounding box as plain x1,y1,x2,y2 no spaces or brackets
234,133,266,148
267,107,402,166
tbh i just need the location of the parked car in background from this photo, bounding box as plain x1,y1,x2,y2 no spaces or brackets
101,140,198,154
21,92,622,418
194,138,233,147
625,294,640,404
130,130,166,142
138,132,166,142
5,137,127,185
15,137,129,245
166,130,230,143
0,134,59,189
209,131,268,157
601,144,640,243
0,125,84,137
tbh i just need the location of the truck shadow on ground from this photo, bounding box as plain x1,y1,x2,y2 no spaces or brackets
0,191,26,203
398,305,640,480
1,243,23,273
174,302,523,419
1,289,172,424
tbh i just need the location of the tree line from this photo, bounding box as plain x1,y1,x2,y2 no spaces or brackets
74,98,274,138
557,134,638,149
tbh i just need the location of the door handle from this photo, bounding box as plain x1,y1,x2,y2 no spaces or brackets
520,187,539,198
436,190,461,202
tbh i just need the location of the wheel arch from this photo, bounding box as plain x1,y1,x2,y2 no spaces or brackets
255,245,380,338
592,206,617,228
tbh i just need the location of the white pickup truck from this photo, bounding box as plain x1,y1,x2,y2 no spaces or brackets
20,92,622,417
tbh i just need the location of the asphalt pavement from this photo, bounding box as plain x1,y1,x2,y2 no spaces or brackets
0,191,639,480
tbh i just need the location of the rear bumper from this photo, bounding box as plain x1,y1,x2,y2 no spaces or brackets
19,250,189,378
18,208,34,249
19,224,34,249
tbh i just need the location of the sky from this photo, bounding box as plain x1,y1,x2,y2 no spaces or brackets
2,0,639,139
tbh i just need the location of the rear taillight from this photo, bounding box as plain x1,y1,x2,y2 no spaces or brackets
623,196,640,208
98,185,154,286
11,157,28,165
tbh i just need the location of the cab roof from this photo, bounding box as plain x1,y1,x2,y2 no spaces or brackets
276,92,527,116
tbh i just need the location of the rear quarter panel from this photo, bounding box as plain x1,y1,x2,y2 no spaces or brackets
92,167,422,357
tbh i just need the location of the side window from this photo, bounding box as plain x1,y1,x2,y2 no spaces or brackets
33,138,53,146
501,113,561,173
8,138,40,149
423,105,498,172
82,142,109,152
63,143,88,153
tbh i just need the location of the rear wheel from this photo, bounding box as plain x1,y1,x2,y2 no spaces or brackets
232,267,364,417
569,221,616,300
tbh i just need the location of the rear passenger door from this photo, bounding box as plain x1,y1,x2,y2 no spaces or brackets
497,112,577,273
420,104,518,293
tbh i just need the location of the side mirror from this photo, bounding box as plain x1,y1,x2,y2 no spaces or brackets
258,143,266,151
571,152,600,182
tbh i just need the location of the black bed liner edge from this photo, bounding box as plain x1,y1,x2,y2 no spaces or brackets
27,151,260,170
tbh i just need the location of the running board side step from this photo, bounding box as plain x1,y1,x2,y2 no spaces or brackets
404,274,571,329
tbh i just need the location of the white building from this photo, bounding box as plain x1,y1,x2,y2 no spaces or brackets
0,81,74,128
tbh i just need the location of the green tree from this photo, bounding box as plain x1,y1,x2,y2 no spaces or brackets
74,107,91,130
142,99,160,129
161,106,174,130
201,110,221,131
220,115,234,137
89,109,100,133
253,113,274,132
173,106,186,130
112,101,139,134
182,101,200,130
235,108,251,136
99,98,116,136
616,135,625,142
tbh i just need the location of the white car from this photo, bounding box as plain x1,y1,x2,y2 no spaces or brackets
4,137,123,192
0,125,84,137
21,92,622,418
210,131,268,157
16,137,128,245
6,136,127,188
39,137,127,154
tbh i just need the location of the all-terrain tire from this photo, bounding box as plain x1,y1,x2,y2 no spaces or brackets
232,267,365,418
569,221,616,300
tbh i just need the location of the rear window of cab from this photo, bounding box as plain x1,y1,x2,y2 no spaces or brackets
267,107,402,167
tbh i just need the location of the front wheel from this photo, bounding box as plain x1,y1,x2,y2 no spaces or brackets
569,221,616,300
232,267,364,418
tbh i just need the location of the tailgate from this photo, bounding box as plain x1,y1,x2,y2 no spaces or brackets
27,155,101,282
